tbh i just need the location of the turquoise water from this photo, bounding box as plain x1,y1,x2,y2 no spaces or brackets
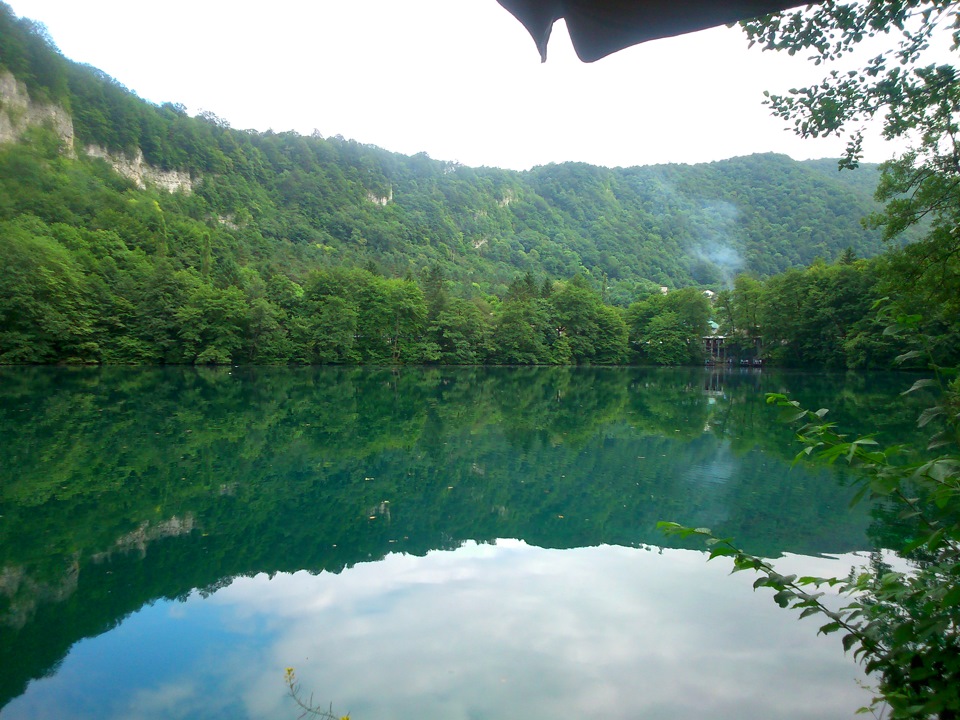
0,366,924,718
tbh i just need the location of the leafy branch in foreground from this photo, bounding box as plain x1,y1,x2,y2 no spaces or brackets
742,1,960,360
742,0,960,171
284,667,349,720
660,367,960,718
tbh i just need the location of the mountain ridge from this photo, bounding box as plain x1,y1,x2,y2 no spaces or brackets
0,1,895,292
0,1,912,365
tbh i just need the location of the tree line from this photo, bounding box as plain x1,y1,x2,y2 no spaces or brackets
714,250,960,371
2,169,955,369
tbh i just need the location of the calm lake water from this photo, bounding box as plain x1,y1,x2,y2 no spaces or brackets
0,366,927,719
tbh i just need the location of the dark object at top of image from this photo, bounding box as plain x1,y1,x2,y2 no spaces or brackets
499,0,812,61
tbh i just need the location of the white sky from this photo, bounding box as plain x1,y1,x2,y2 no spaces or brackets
6,0,899,170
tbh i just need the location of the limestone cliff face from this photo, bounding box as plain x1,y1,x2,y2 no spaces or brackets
366,186,393,205
0,514,197,629
0,69,193,194
0,558,79,630
0,69,75,155
84,144,194,194
90,514,197,562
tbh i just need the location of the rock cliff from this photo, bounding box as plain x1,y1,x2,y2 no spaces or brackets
0,69,193,194
0,69,75,155
84,144,193,194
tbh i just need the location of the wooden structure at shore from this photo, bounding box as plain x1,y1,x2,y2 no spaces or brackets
703,334,763,365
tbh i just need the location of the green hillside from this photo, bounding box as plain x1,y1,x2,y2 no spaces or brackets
0,3,911,366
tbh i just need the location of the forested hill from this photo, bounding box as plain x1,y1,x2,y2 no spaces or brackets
1,3,909,365
1,3,890,291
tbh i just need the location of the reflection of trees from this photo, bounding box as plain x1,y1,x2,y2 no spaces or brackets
0,366,921,709
489,367,631,449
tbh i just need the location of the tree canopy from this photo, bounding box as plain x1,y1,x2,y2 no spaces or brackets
675,4,960,717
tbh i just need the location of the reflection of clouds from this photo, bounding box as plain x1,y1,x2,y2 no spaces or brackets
775,550,905,579
216,542,869,720
124,680,203,720
3,543,871,720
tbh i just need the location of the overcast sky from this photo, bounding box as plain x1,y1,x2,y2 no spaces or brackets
7,0,898,170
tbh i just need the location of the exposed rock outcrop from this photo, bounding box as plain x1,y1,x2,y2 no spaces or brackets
84,144,194,194
91,514,197,561
0,557,79,630
0,69,75,155
0,514,196,629
0,69,193,194
366,186,393,206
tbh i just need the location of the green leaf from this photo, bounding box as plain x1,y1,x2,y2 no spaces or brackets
901,378,936,395
902,536,926,554
894,349,924,364
848,485,869,508
940,585,960,608
773,589,795,607
917,406,944,428
925,527,945,551
707,546,737,559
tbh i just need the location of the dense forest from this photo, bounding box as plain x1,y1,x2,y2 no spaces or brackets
4,2,952,368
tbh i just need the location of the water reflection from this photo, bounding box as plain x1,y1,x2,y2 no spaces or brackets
0,367,925,716
3,542,872,720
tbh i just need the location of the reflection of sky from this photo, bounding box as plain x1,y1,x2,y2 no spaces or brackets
3,542,872,720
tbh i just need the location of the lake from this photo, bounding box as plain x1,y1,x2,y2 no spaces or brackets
0,366,925,719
